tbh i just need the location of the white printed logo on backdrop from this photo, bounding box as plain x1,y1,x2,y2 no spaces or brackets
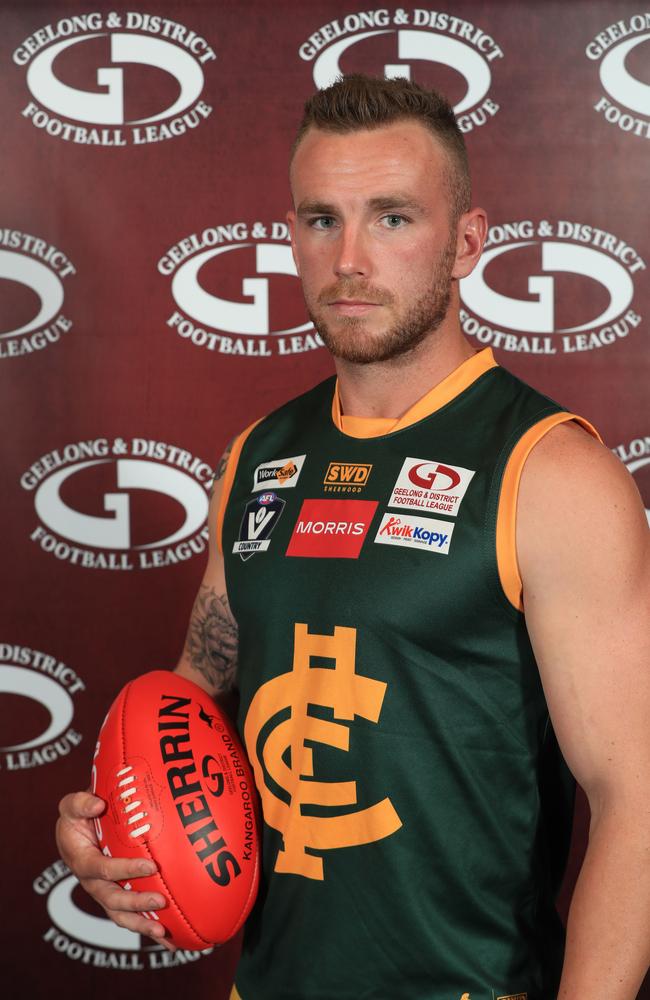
299,8,504,133
460,220,646,355
0,644,85,771
13,11,216,146
613,435,650,525
0,229,75,358
586,14,650,139
21,438,214,570
160,221,323,358
34,860,213,969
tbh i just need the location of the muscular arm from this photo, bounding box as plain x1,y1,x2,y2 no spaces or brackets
517,423,650,998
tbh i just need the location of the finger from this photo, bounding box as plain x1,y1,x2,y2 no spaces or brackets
91,883,166,914
58,790,105,820
76,853,158,884
106,908,169,940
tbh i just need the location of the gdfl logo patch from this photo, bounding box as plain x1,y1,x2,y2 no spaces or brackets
233,493,286,561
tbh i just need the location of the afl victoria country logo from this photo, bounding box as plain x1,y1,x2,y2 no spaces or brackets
460,219,646,355
299,8,503,132
21,437,214,570
587,15,650,138
13,11,215,146
244,623,402,879
0,644,85,771
160,221,323,358
0,229,75,358
34,859,213,969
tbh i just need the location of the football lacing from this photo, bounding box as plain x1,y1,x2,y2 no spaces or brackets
116,764,151,837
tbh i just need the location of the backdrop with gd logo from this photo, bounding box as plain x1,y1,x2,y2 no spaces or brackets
1,0,648,997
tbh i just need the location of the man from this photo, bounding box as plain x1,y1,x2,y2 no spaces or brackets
57,75,649,1000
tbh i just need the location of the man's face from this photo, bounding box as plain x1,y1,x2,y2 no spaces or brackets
287,121,462,365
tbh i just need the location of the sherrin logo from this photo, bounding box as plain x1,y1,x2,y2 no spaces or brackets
159,222,323,358
0,644,85,771
613,434,650,525
299,8,503,133
323,462,372,493
0,228,75,358
34,858,213,969
375,513,453,553
14,11,215,147
460,219,646,355
21,437,214,570
389,458,475,514
586,14,650,139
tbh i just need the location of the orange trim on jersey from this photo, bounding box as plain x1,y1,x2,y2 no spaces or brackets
229,987,243,1000
215,420,262,555
497,413,601,611
331,348,498,439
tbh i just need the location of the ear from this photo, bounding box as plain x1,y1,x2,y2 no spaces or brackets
452,207,488,280
286,209,299,276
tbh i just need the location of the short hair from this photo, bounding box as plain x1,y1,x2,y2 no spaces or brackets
292,74,471,224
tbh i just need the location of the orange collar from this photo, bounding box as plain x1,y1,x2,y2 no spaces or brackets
332,349,498,439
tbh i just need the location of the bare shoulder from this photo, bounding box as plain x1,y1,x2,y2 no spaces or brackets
517,420,648,599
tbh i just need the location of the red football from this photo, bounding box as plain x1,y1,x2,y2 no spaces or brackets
91,670,260,949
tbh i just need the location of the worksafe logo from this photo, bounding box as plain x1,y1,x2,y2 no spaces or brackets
299,8,503,133
34,859,213,969
613,434,650,525
243,624,402,880
0,228,75,358
586,14,650,140
159,221,323,359
13,11,215,146
21,437,214,570
252,455,306,490
323,462,372,493
0,644,85,771
460,219,646,355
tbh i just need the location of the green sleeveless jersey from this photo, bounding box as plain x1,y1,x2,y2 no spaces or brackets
220,350,597,1000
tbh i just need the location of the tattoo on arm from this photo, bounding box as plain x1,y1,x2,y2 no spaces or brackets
184,585,238,694
209,438,235,501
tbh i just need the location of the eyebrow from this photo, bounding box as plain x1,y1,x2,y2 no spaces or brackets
296,195,426,217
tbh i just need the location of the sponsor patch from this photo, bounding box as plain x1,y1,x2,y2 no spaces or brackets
323,462,372,493
286,499,377,559
389,458,475,515
252,455,305,491
497,994,527,1000
374,513,454,554
233,492,285,560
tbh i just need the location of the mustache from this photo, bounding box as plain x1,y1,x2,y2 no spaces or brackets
317,281,394,306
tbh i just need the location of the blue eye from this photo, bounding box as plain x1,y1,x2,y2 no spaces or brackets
382,214,406,228
310,217,336,230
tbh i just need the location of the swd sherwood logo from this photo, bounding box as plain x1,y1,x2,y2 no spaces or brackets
0,643,85,771
587,14,650,139
13,11,215,146
460,219,646,355
34,859,213,970
21,437,214,570
0,229,75,358
160,221,323,358
244,624,402,880
299,8,503,133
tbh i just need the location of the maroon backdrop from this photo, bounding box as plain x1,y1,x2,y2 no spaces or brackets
1,1,648,996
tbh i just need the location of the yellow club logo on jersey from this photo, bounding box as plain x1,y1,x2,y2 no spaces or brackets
243,623,402,879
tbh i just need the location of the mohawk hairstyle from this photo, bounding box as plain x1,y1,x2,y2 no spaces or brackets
292,74,471,224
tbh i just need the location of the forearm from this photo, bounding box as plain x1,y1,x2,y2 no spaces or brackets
558,804,650,999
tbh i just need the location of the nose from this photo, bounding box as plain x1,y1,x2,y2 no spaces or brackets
334,223,371,278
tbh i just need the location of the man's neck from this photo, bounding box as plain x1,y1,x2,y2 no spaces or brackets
334,327,474,421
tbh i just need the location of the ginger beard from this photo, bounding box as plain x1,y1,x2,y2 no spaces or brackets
305,235,457,365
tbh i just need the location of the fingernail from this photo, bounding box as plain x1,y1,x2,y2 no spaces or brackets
139,861,156,875
149,896,165,909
